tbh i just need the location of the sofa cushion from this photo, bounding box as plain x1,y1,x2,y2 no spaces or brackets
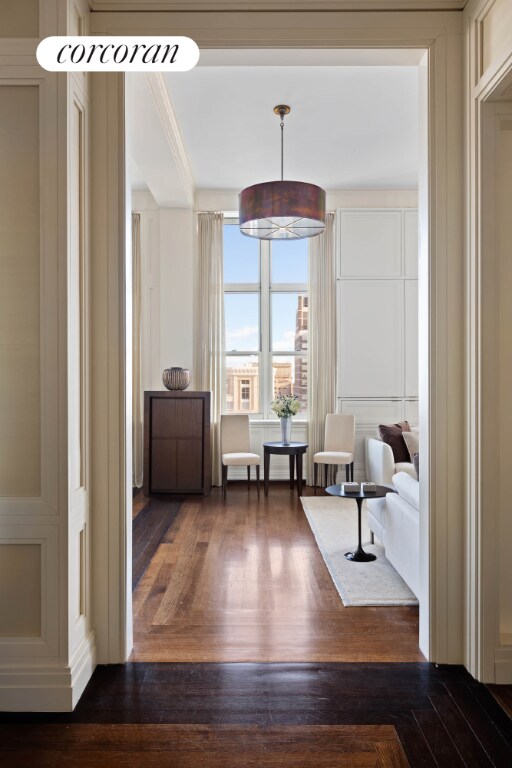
395,462,417,479
384,492,420,597
402,430,420,463
366,496,387,542
392,471,419,510
378,421,411,463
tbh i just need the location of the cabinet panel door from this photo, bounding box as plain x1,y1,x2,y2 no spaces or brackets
151,438,177,491
176,439,202,489
338,211,402,278
152,398,203,438
404,210,419,278
337,280,404,398
405,280,419,396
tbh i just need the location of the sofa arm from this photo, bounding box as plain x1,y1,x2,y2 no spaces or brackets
366,437,395,485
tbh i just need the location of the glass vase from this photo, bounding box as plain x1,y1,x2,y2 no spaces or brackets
280,416,292,446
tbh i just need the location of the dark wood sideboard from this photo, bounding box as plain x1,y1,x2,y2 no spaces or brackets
143,391,211,496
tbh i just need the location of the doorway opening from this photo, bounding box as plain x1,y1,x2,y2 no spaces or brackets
125,47,429,664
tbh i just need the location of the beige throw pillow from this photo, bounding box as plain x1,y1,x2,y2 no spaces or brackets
402,430,420,463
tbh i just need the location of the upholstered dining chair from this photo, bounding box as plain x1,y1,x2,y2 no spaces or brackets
221,414,261,497
313,414,355,494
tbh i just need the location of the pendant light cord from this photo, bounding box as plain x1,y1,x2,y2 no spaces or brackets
280,116,284,181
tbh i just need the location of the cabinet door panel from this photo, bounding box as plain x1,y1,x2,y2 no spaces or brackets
338,210,402,278
176,439,202,489
404,210,419,278
152,398,203,438
405,280,419,396
337,280,403,398
151,439,177,491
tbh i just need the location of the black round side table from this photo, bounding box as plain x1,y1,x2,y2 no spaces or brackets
325,484,395,562
263,441,308,496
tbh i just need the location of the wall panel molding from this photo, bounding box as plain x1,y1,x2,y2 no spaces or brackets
0,630,96,711
0,0,97,711
0,524,59,658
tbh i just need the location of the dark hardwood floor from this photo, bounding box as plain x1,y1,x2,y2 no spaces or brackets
1,662,511,766
1,485,510,767
131,484,423,662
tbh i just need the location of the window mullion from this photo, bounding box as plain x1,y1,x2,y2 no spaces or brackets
270,283,308,293
260,241,271,418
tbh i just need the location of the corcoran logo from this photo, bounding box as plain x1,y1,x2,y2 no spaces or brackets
37,36,199,72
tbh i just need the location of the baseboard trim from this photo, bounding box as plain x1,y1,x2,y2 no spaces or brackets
70,632,97,709
0,631,96,712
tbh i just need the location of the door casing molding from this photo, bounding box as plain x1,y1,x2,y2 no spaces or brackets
89,8,464,668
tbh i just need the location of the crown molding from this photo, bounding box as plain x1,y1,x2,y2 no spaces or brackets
146,73,195,207
90,1,467,11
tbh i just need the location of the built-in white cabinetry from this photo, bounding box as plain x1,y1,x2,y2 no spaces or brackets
338,210,403,278
336,209,418,480
338,280,404,398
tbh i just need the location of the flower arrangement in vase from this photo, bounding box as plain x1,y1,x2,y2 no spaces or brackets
271,394,301,445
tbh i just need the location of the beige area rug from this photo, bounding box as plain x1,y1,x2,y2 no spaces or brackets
301,496,418,607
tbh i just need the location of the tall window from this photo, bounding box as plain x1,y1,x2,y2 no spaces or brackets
224,221,308,418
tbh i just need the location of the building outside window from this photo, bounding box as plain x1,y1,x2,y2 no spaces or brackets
240,379,251,410
223,221,308,418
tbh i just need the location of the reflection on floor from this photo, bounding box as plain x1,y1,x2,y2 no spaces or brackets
131,483,422,662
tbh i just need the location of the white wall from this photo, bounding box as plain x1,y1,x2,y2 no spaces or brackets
132,192,195,391
132,190,161,392
159,208,195,378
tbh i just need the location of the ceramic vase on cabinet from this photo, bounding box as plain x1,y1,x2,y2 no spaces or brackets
162,367,190,391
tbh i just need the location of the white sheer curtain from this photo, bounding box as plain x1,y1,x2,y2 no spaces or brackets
307,211,336,484
195,212,225,486
132,213,143,488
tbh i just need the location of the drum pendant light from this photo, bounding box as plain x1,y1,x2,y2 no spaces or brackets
239,105,326,240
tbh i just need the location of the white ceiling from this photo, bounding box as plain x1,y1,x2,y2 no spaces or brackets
163,64,419,192
129,48,421,205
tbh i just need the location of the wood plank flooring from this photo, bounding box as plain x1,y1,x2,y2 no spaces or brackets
2,487,508,768
132,495,183,590
1,662,511,767
132,484,423,662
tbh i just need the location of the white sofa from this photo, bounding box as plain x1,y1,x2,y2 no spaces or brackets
366,471,420,598
366,432,418,486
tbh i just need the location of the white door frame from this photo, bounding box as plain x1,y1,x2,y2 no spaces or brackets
89,9,464,667
464,0,512,683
